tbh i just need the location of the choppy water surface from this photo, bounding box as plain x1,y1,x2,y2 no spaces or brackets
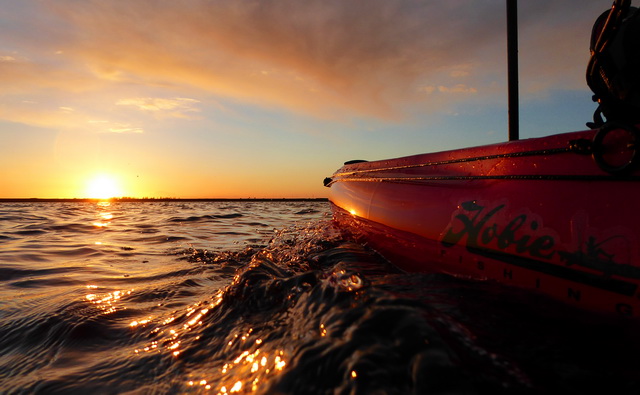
0,201,639,394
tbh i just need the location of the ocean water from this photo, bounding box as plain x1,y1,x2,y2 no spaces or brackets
0,200,639,394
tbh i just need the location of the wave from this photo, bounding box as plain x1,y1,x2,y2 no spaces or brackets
169,213,244,222
0,266,86,282
294,209,320,215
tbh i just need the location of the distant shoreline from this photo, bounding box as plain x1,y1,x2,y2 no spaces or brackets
0,197,329,203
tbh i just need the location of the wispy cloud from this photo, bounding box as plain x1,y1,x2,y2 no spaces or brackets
116,97,201,119
40,0,512,119
106,124,144,134
0,0,610,125
86,119,144,134
418,84,478,95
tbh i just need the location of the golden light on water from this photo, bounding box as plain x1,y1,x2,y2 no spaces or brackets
202,346,287,394
93,200,114,227
124,289,293,393
86,174,123,199
85,286,133,315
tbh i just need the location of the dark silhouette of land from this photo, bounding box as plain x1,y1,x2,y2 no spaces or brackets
0,197,328,203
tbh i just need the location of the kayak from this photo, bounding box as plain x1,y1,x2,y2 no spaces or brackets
325,125,640,316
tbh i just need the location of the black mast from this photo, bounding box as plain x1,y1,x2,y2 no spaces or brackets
507,0,519,141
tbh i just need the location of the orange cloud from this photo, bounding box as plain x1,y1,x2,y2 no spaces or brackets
44,0,510,119
1,0,609,125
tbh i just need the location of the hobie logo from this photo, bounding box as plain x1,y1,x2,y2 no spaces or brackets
441,201,556,259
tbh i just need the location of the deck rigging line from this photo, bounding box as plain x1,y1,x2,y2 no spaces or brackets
327,174,640,186
332,146,578,178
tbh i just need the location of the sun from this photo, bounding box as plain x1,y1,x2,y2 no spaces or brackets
86,175,123,199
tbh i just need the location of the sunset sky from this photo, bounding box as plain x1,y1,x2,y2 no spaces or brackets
0,0,625,198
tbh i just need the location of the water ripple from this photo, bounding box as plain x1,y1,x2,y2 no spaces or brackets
1,201,638,394
168,213,244,222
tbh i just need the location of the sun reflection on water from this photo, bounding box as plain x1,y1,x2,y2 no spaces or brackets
93,201,113,228
85,285,133,315
187,344,288,394
131,291,224,359
125,287,291,393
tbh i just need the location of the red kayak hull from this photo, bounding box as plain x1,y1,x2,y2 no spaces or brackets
327,128,640,317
